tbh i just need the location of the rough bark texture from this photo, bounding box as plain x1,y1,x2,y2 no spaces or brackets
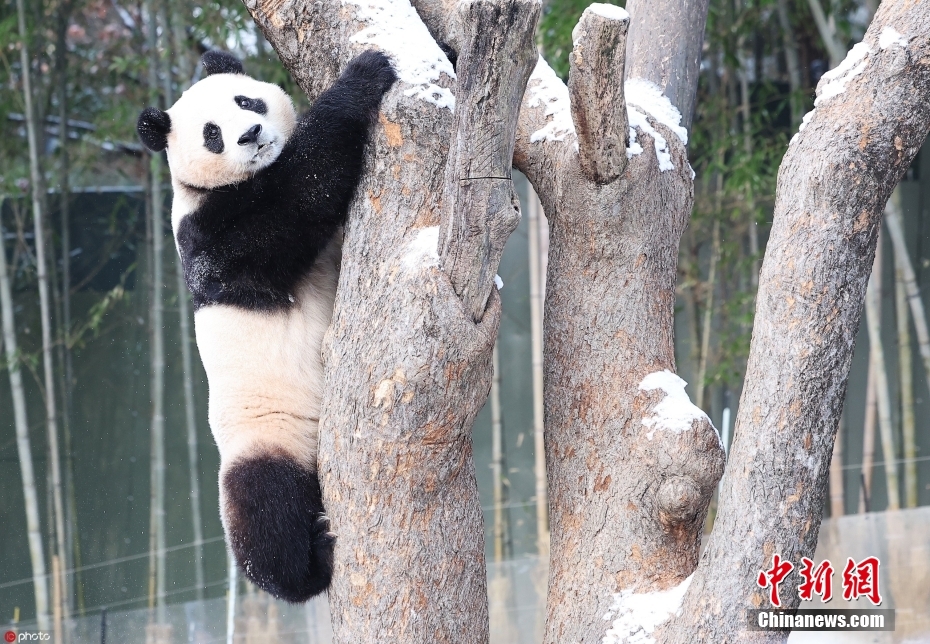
408,1,722,640
510,4,724,643
623,0,709,130
246,0,535,641
568,8,629,183
439,0,538,322
664,2,930,641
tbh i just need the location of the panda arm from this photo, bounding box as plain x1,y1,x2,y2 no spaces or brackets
260,51,398,243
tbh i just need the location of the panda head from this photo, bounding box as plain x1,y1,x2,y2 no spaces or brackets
137,51,298,189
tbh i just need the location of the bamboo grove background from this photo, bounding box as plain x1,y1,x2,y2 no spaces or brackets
1,0,929,634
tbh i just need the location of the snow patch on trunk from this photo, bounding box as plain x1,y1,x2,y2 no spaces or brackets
586,2,629,21
402,226,439,268
625,79,688,172
638,370,714,440
814,42,872,106
602,575,694,644
878,26,908,50
344,0,456,110
527,59,576,143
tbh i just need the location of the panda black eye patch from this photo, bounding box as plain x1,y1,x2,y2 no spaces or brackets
234,95,268,115
203,122,224,154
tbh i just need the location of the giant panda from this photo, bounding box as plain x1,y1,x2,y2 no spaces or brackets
136,49,397,602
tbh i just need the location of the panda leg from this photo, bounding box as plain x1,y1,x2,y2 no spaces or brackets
222,453,334,602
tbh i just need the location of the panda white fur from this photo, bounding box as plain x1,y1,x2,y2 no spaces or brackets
136,50,397,602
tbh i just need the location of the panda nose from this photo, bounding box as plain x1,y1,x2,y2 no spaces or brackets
238,124,262,145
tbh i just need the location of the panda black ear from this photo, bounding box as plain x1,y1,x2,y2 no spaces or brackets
201,50,244,76
137,107,171,152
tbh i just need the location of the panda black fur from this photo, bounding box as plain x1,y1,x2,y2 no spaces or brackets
137,50,397,602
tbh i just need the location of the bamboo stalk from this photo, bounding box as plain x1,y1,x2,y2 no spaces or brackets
696,218,720,410
805,0,846,66
0,210,50,632
15,0,70,620
52,555,62,642
490,345,506,563
145,0,168,624
864,234,901,510
527,186,548,558
829,414,844,517
56,3,83,619
887,201,918,508
776,0,803,129
884,196,930,508
227,551,238,644
158,0,206,597
860,353,877,513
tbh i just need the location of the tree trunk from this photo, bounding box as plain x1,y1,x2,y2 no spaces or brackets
624,0,710,131
0,211,51,633
666,3,930,639
375,0,721,640
247,0,538,641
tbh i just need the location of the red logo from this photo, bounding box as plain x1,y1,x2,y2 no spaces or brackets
4,631,16,643
798,557,835,602
757,553,794,607
842,556,883,605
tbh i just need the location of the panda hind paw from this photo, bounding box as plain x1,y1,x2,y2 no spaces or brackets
223,455,334,603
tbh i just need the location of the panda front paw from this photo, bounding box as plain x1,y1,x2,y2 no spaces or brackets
222,454,334,603
345,50,398,101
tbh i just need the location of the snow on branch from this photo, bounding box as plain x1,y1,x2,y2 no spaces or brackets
638,370,716,441
345,0,456,110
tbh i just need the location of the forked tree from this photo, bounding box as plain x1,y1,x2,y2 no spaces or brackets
243,0,930,641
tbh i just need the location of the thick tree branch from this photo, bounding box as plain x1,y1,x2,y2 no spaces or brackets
665,2,930,640
624,0,709,131
408,2,721,641
568,4,630,183
247,0,540,640
439,0,540,322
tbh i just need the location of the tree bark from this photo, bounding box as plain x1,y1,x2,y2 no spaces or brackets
623,0,709,131
506,3,724,641
409,1,721,641
665,2,930,640
247,0,537,641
